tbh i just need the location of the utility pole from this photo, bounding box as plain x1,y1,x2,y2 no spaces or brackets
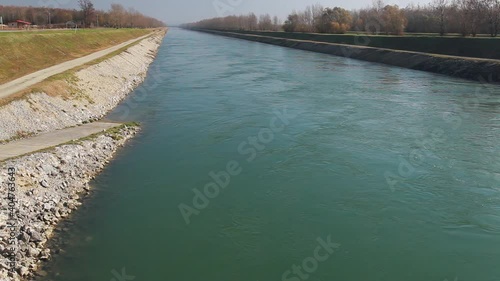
96,13,99,28
0,6,3,30
47,9,51,28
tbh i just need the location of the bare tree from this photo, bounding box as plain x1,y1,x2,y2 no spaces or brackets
433,0,448,35
187,0,500,35
357,0,387,34
78,0,95,28
311,3,325,24
0,4,164,28
248,13,258,30
110,3,125,28
457,0,485,36
258,14,273,30
454,0,470,35
272,15,281,31
468,0,485,36
303,6,314,29
485,0,500,36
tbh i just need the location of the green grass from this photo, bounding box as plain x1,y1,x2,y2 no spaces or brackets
0,28,152,84
223,30,500,60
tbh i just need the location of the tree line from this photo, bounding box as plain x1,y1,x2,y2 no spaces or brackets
185,0,500,37
183,14,282,32
0,1,165,28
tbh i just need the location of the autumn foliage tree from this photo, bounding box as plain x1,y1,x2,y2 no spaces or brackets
382,5,407,34
315,7,352,33
187,0,500,37
0,4,165,28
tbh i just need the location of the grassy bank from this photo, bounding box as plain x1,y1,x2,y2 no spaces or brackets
219,30,500,60
0,28,152,84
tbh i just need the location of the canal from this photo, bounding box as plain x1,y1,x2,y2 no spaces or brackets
40,28,500,281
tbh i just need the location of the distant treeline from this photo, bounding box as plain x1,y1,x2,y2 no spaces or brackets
184,14,281,32
0,2,166,28
184,0,500,37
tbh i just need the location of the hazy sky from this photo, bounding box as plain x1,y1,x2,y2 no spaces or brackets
2,0,431,25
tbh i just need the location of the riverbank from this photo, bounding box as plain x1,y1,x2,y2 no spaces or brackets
0,29,153,84
0,29,166,280
190,29,500,83
211,29,500,60
0,30,166,142
29,28,500,281
0,124,140,280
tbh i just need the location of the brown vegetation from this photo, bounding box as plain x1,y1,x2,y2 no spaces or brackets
0,3,165,28
0,29,151,84
185,0,500,37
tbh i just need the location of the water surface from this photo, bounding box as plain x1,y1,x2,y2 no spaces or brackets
40,28,500,281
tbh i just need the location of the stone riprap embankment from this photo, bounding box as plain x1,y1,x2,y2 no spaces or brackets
0,29,166,281
0,124,139,280
0,30,165,142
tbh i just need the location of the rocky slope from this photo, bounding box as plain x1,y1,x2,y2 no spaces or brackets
0,29,166,281
0,30,165,142
0,125,139,280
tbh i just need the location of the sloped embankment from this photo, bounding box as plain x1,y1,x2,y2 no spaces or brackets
0,30,165,143
194,29,500,83
0,125,139,280
0,30,166,280
0,29,152,84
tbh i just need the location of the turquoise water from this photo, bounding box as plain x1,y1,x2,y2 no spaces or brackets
40,28,500,281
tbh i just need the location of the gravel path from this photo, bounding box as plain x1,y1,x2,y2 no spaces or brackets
0,29,166,281
0,31,165,142
0,122,123,162
0,125,140,281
